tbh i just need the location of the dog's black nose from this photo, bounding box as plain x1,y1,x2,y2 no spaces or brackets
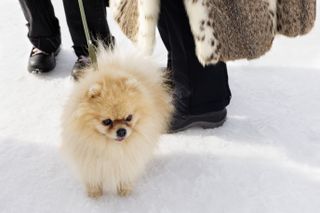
116,128,127,137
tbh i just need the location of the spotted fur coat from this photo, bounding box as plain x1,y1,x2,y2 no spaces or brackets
110,0,316,65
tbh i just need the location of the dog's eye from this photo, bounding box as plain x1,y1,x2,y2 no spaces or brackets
126,114,133,122
102,119,113,126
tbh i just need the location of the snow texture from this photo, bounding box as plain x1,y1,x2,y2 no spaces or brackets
0,1,320,212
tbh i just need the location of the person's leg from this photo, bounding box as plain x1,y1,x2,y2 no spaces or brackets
158,0,231,132
63,0,113,80
19,0,61,54
62,0,113,57
158,3,192,115
189,62,231,114
19,0,61,73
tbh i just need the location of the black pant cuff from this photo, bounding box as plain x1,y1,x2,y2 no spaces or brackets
28,30,61,53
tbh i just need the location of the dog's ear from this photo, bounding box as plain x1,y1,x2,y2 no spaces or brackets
87,83,102,98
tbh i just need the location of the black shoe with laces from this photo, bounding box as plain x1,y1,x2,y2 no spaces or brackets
169,108,227,133
71,55,91,81
28,47,60,73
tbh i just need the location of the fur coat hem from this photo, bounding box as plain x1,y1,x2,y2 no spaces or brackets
110,0,316,65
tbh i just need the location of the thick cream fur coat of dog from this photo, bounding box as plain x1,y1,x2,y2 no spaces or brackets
61,47,173,198
110,0,316,65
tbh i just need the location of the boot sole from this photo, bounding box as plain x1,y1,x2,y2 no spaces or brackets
168,116,227,134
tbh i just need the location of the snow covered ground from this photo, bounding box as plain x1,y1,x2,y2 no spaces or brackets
1,1,320,212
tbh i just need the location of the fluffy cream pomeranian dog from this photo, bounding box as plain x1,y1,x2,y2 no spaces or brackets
61,46,173,198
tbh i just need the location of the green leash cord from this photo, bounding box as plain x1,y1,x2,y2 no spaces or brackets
77,0,97,67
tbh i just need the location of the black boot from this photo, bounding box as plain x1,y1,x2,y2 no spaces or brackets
28,47,60,73
169,108,227,133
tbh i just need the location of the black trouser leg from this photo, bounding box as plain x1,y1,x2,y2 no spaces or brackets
158,0,231,114
62,0,112,57
19,0,61,53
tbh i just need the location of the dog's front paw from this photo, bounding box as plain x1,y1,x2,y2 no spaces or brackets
86,184,103,199
117,183,132,197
